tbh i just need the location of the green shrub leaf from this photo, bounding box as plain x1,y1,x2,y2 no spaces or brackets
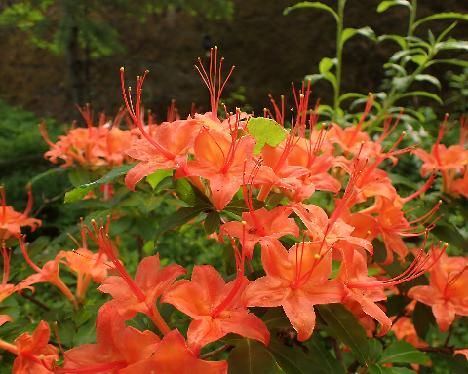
247,117,288,154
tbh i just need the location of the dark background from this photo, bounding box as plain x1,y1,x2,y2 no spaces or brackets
0,0,466,122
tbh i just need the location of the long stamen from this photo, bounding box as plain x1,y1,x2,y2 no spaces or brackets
195,47,235,120
1,242,10,285
348,243,448,289
120,68,175,161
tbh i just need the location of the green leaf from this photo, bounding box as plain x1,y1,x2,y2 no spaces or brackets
379,341,429,364
429,58,468,68
228,339,284,374
175,178,198,205
410,55,426,66
204,210,220,234
396,91,443,104
68,168,93,187
436,40,468,52
377,1,411,13
304,74,325,84
64,164,135,203
317,304,370,364
247,117,288,154
341,26,375,46
414,74,441,89
319,57,334,74
146,169,173,190
378,34,407,49
431,224,467,250
413,12,468,30
267,336,345,374
283,2,338,21
369,364,416,374
154,206,206,235
412,302,434,340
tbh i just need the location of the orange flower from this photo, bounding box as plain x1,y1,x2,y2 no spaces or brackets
124,119,199,190
244,240,342,341
219,206,299,258
0,320,58,374
62,303,160,373
391,317,427,348
413,116,468,193
19,238,78,309
0,185,41,241
185,126,256,210
408,249,468,332
121,330,227,374
40,106,134,169
162,265,269,354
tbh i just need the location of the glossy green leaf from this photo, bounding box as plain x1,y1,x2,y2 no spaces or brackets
154,206,206,235
284,2,338,22
341,26,375,46
247,117,288,154
369,364,416,374
228,339,284,374
410,55,426,66
204,210,220,234
396,91,443,104
429,58,468,68
413,12,468,30
175,178,198,205
319,57,334,74
412,303,435,340
64,164,136,203
414,74,441,89
305,74,324,83
436,40,468,52
431,224,467,250
378,34,407,49
377,1,411,13
267,336,345,374
146,169,173,190
379,341,429,364
317,304,369,364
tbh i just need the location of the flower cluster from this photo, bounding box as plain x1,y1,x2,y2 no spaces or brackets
39,105,135,169
1,48,466,373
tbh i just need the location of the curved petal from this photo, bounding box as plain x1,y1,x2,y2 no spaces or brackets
244,276,287,307
219,310,270,345
432,303,456,332
282,291,316,341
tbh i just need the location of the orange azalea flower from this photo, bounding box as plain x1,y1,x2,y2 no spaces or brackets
89,221,184,333
60,221,111,302
244,240,342,341
185,126,256,210
19,238,78,309
0,320,58,374
293,203,373,254
0,242,16,304
62,303,160,373
339,246,446,336
162,265,269,354
391,317,427,348
40,105,134,169
0,185,41,241
120,330,227,374
408,249,468,332
413,116,468,193
219,205,299,258
98,253,185,326
124,119,199,190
